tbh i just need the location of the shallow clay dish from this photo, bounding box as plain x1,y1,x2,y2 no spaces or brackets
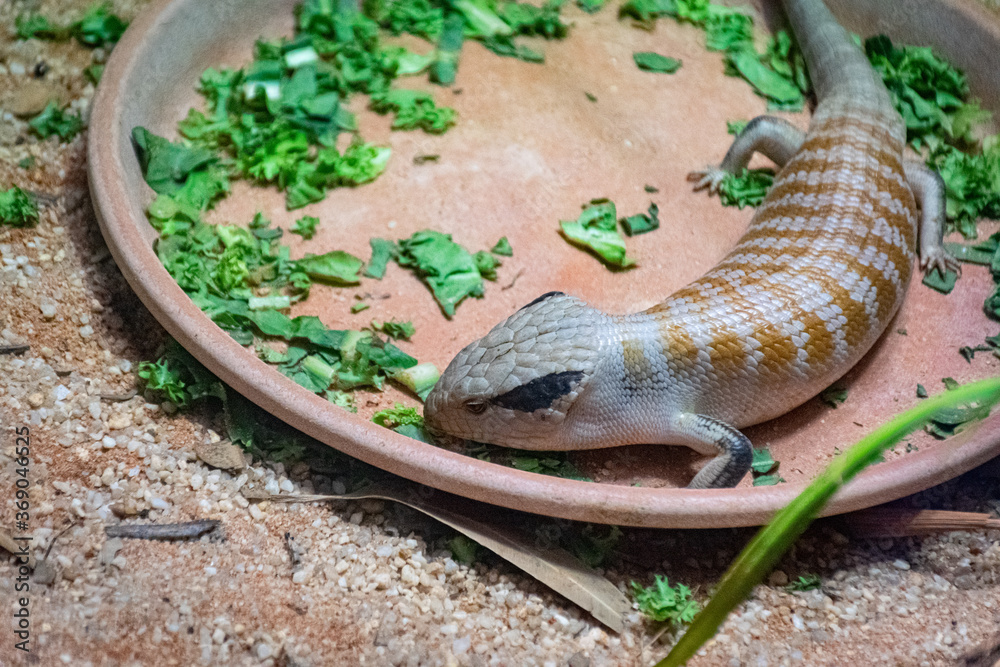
89,0,1000,527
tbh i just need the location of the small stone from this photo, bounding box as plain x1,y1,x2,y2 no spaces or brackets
107,413,132,430
768,570,789,587
3,79,68,117
194,439,246,471
40,303,57,320
893,559,911,571
100,537,124,566
27,392,44,408
79,325,94,338
101,436,116,449
254,643,272,660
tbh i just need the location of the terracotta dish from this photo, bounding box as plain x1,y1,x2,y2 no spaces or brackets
88,0,1000,527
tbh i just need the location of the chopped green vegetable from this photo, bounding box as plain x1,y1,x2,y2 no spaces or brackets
373,319,416,340
718,168,774,209
29,102,84,142
576,0,604,12
725,47,803,108
290,215,321,239
75,2,128,47
559,200,635,269
391,361,440,399
447,534,481,564
959,344,991,363
18,157,36,170
395,230,493,317
132,127,227,209
370,89,457,133
413,154,440,164
943,377,961,391
15,3,128,48
294,250,365,284
566,524,622,568
490,236,513,256
372,402,425,429
784,574,821,592
820,384,848,408
0,187,40,227
633,51,681,73
726,119,748,135
922,267,958,294
644,184,659,193
430,12,464,85
364,237,396,279
750,446,784,486
620,202,659,236
916,384,928,398
509,451,590,481
632,576,700,627
351,301,370,313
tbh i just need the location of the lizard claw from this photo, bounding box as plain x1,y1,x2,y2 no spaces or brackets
687,166,728,196
920,247,962,278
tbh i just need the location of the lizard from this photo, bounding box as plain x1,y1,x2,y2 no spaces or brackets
422,0,960,489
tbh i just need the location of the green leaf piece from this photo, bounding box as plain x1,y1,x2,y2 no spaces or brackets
490,236,513,256
633,52,682,73
632,576,700,626
0,187,40,227
291,215,321,239
820,384,848,408
395,230,489,317
30,102,84,142
294,251,365,285
718,168,774,209
621,202,660,236
922,268,958,294
365,238,396,279
560,200,636,269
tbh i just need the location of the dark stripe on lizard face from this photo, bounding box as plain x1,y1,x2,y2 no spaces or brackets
490,370,584,413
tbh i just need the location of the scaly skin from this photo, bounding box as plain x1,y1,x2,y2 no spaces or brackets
424,0,959,488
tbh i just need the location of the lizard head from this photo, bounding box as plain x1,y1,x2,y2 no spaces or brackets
424,291,606,449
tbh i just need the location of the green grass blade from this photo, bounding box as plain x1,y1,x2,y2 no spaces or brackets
657,377,1000,667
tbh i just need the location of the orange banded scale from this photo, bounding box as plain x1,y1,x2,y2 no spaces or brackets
423,0,959,488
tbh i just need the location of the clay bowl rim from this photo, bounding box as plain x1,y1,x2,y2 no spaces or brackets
87,0,1000,529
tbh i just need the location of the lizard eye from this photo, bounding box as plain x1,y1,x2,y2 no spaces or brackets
463,400,487,414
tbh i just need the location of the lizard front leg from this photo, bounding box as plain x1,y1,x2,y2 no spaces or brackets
673,413,753,489
904,160,962,277
689,115,806,194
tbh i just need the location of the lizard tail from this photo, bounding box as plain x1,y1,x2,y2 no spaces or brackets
781,0,890,105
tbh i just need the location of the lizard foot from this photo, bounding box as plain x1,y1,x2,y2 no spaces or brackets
687,166,728,196
920,247,962,278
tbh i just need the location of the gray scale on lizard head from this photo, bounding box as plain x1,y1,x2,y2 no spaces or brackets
424,292,606,446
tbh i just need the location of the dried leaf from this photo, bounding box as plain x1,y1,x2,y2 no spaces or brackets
273,480,630,632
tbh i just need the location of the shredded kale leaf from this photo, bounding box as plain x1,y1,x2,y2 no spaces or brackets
631,575,700,626
290,215,321,239
29,102,85,142
717,168,774,209
0,187,40,227
370,89,457,133
560,199,636,269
